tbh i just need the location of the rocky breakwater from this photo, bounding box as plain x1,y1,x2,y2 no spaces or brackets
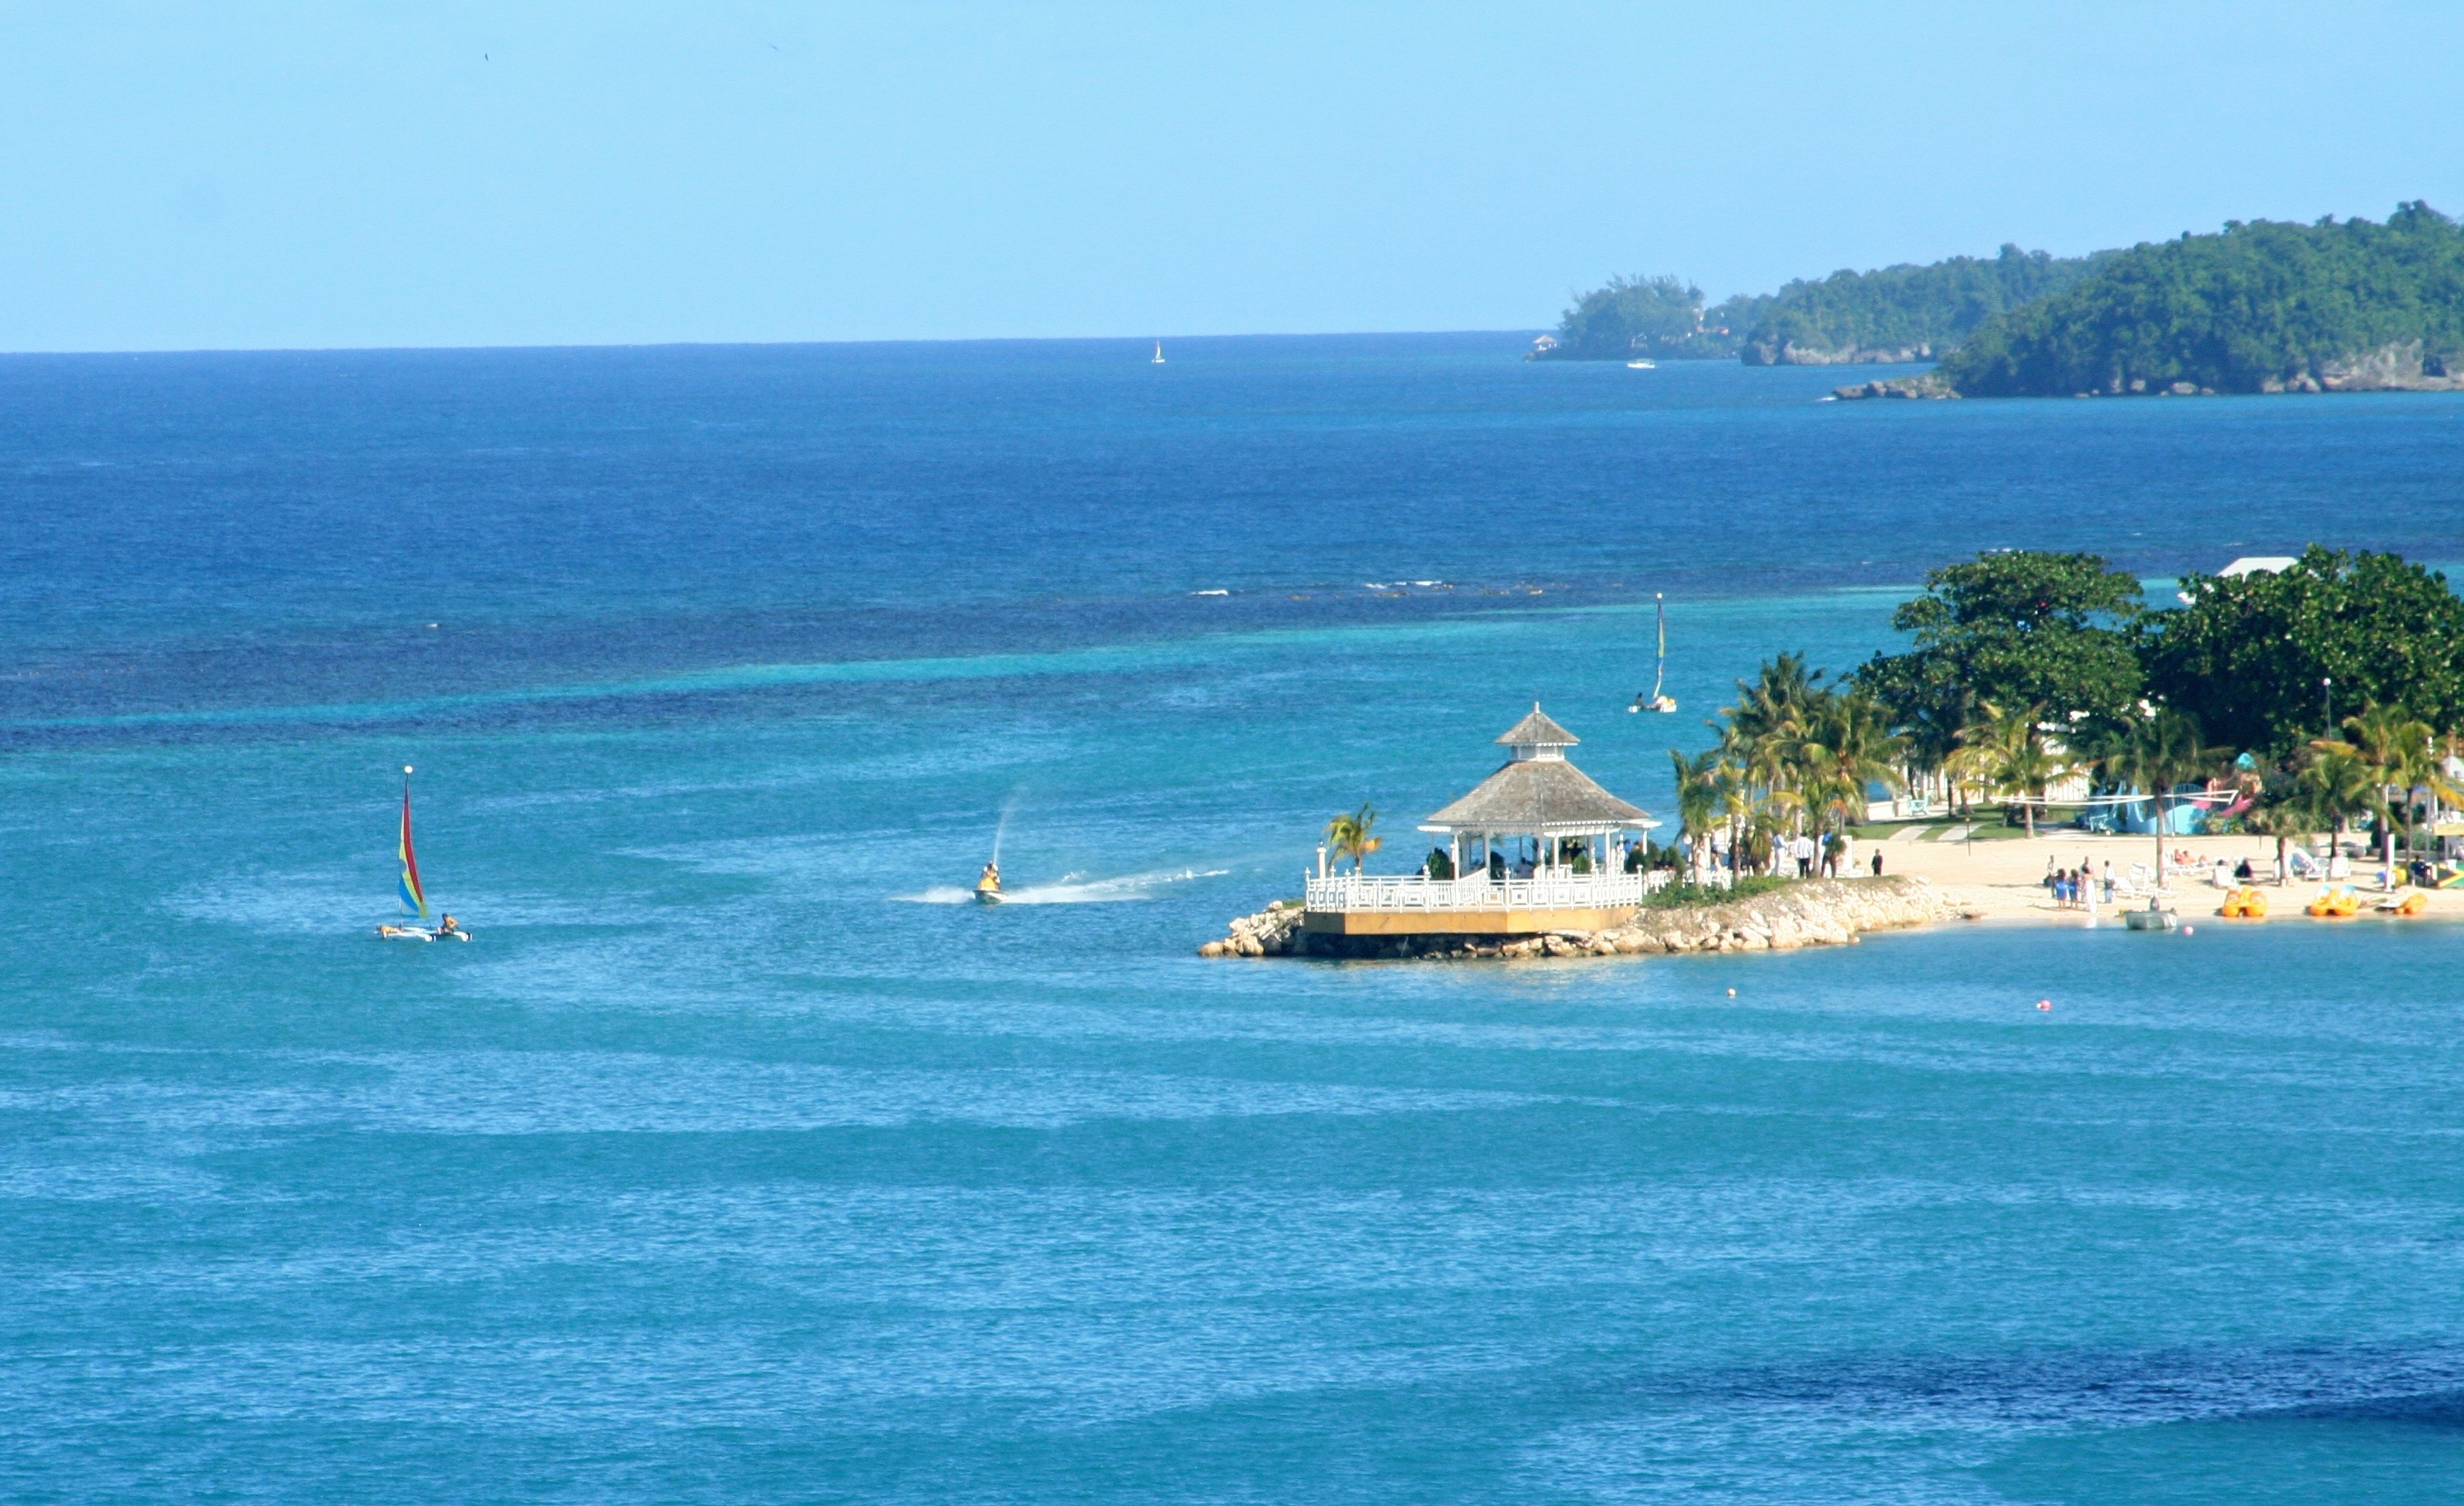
1199,877,1979,961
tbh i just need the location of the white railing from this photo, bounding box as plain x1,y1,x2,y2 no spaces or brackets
1305,871,1649,914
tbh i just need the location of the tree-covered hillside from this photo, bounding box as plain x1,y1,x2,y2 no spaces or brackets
1536,246,2095,363
1729,247,2097,364
1544,275,1734,361
1937,204,2464,396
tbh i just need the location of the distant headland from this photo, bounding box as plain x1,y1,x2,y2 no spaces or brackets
1536,202,2464,400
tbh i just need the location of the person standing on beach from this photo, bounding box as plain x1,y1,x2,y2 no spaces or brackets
1871,850,1884,877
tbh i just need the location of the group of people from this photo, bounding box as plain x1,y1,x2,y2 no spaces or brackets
2045,859,2116,910
1685,828,1870,881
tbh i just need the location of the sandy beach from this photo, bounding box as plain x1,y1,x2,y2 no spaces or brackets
1861,829,2461,923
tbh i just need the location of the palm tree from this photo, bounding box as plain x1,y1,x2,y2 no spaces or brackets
1669,748,1727,882
1669,748,1721,840
1793,692,1907,853
2320,701,2461,872
2299,747,2377,868
1323,803,1382,874
1947,701,2069,838
2239,781,2312,886
2083,706,2226,886
1720,655,1825,849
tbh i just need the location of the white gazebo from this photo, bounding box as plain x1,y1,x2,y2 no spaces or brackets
1303,705,1661,937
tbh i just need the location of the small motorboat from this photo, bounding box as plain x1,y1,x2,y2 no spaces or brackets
1626,359,1656,370
974,861,1003,905
2123,899,2178,931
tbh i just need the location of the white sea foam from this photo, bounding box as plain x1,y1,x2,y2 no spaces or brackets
893,866,1227,906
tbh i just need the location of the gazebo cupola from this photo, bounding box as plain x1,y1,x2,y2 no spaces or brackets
1498,705,1578,763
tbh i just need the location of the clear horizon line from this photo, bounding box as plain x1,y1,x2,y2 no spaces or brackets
0,328,1554,361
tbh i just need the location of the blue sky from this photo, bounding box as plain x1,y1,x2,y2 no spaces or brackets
2,2,2459,351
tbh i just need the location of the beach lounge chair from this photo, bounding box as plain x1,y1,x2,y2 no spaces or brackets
2373,886,2430,916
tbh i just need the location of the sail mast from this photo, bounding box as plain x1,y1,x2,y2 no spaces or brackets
1651,593,1666,701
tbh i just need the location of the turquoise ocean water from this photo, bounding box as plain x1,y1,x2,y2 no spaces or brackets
7,337,2464,1502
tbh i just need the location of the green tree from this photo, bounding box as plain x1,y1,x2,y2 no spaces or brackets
1940,203,2464,396
2139,547,2464,757
1323,804,1382,874
1545,275,1712,360
1793,691,1907,843
2240,779,2315,886
1946,701,2070,838
2299,746,2378,861
2313,701,2462,871
1856,550,2146,760
2080,707,2230,885
1738,243,2100,362
1719,654,1825,839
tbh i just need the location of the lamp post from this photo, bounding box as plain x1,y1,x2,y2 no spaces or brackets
2322,677,2334,739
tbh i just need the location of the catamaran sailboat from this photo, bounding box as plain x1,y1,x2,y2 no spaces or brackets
377,765,471,941
1630,594,1679,713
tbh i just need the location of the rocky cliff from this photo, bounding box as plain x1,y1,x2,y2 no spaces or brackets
1840,339,2464,400
1743,339,1935,366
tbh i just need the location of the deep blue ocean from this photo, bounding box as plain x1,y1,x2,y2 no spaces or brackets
8,334,2464,1503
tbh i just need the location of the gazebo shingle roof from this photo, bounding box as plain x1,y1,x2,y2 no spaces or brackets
1495,706,1579,747
1423,758,1650,831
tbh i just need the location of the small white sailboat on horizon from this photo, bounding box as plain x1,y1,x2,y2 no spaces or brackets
1152,341,1166,365
1629,593,1678,713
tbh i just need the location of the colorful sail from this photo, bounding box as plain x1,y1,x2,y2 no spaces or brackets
398,767,428,918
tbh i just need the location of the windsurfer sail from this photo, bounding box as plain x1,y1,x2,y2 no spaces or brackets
398,765,428,918
1631,594,1678,712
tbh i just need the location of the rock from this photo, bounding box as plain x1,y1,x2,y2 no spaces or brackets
1832,373,1960,401
1201,878,1970,964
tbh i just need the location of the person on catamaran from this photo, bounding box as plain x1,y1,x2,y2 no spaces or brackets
436,915,461,937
